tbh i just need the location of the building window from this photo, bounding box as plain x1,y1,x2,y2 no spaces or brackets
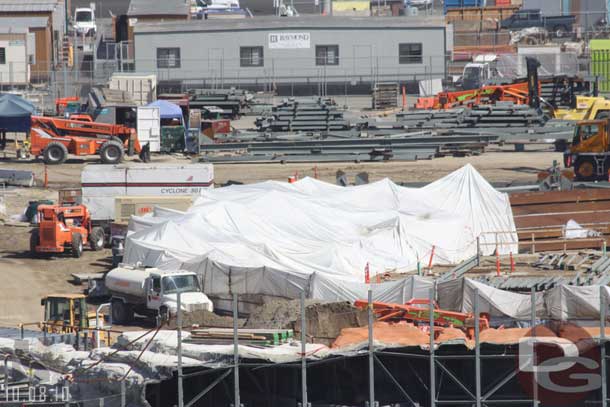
156,48,181,69
0,48,5,65
316,45,339,66
399,43,422,64
240,46,264,67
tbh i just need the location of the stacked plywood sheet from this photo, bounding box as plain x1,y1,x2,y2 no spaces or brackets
186,328,294,346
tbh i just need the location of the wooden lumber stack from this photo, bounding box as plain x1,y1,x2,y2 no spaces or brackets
185,328,294,346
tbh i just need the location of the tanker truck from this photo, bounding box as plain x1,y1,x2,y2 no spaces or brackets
105,265,213,325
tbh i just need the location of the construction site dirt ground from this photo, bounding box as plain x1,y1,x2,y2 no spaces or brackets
0,147,562,327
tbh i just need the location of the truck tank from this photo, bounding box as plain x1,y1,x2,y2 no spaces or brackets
105,266,152,297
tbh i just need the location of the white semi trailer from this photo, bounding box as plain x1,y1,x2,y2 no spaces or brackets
105,265,213,324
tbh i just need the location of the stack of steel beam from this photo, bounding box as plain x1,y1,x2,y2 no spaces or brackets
464,103,547,128
199,132,497,163
255,98,350,133
396,103,547,130
189,89,252,119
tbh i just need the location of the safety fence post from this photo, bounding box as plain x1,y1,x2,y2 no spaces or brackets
429,285,436,407
233,293,241,407
367,289,376,407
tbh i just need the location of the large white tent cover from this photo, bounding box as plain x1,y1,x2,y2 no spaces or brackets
123,164,518,300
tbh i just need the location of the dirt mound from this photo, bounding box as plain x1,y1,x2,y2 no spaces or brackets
167,310,246,330
436,327,468,344
245,298,367,346
479,325,556,345
332,321,429,349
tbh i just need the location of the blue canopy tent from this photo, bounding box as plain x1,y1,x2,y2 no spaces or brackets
147,99,184,122
146,99,188,153
0,94,35,132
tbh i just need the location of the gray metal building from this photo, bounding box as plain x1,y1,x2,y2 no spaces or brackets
132,16,447,93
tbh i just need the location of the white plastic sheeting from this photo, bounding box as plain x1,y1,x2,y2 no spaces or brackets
438,278,610,321
544,285,610,321
438,278,546,320
123,165,517,301
564,219,602,239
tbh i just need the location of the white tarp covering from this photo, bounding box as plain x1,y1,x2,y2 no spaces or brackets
438,278,546,320
123,165,517,301
438,278,610,321
545,285,610,320
564,219,602,239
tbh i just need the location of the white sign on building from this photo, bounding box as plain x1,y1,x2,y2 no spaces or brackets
268,32,311,49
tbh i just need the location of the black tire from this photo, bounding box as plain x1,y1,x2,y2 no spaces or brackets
30,229,39,256
42,142,68,165
158,306,169,326
112,299,127,325
99,140,124,165
553,25,568,38
71,233,83,258
139,143,151,163
112,300,134,325
574,157,598,182
595,111,610,120
89,227,105,251
554,139,568,153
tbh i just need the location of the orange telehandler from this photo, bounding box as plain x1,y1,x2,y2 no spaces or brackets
30,203,104,258
27,116,150,165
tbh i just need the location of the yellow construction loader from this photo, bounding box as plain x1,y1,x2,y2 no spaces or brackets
40,294,111,345
563,119,610,181
554,96,610,121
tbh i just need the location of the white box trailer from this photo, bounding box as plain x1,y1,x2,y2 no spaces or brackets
81,163,214,224
136,106,161,153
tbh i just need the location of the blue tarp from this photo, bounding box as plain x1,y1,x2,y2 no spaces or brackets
0,94,35,132
147,99,183,120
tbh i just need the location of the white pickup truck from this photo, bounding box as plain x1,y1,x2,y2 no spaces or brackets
73,7,96,36
105,266,213,325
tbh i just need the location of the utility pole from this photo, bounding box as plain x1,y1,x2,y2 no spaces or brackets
63,0,69,97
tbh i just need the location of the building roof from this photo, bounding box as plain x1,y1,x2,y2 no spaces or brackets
0,25,27,33
127,0,190,17
0,16,49,30
134,15,445,34
0,0,58,12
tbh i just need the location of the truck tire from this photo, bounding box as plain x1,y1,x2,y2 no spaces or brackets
574,157,598,182
99,140,124,165
553,25,568,38
595,111,610,120
43,142,68,165
112,300,126,324
158,306,169,325
112,300,134,325
89,227,105,251
30,229,39,256
71,233,83,258
554,139,568,152
139,143,151,163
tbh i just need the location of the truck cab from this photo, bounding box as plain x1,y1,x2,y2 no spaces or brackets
73,8,96,36
41,294,94,333
501,9,542,30
460,55,500,90
147,272,208,315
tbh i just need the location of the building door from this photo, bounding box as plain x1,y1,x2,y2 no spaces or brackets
208,48,224,89
352,45,373,86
